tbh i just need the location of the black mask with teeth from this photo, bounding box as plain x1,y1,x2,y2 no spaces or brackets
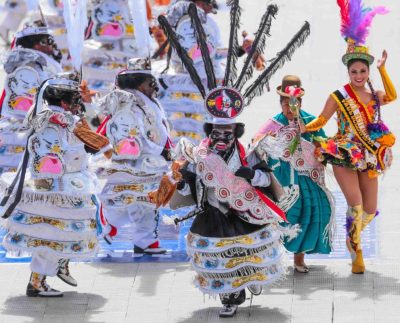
209,125,236,156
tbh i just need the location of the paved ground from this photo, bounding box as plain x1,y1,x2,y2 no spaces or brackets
1,0,400,322
1,260,400,323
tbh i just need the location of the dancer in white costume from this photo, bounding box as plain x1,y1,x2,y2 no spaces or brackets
0,75,110,297
95,57,172,254
83,0,137,95
156,0,225,144
83,0,158,96
0,0,27,44
38,0,74,71
0,23,63,176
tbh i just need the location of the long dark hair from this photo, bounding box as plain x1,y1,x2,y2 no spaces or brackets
367,78,381,121
43,86,79,107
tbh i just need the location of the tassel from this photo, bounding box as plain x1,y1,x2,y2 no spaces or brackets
243,21,310,106
234,4,278,91
188,3,216,90
158,15,206,98
223,0,242,86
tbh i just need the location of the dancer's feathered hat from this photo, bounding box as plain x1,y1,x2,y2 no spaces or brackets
338,0,388,66
158,1,310,124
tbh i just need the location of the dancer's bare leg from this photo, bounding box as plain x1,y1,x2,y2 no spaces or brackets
358,172,378,214
294,253,309,273
358,171,378,230
294,253,305,266
332,166,362,206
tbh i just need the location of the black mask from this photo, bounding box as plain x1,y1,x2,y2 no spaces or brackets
209,125,236,154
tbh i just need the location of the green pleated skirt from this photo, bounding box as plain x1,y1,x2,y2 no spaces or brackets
270,159,333,254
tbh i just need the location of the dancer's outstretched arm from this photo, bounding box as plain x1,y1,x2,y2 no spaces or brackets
301,96,338,132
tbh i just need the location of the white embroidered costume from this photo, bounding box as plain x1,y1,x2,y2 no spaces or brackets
95,88,170,249
1,103,100,276
155,0,226,144
83,0,154,95
0,40,63,175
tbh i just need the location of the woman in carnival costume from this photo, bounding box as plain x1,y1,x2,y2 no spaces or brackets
302,0,397,274
0,75,110,297
0,22,63,176
150,2,310,317
94,57,172,254
251,75,334,273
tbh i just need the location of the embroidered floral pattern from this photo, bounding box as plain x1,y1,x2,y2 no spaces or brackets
5,232,97,255
193,140,284,225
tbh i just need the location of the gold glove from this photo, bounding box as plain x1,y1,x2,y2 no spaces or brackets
378,66,397,103
73,118,110,151
305,115,328,132
148,161,183,208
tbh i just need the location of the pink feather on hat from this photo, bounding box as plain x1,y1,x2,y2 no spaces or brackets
337,0,389,44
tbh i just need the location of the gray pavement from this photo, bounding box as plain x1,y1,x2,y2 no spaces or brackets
1,0,400,322
1,260,400,322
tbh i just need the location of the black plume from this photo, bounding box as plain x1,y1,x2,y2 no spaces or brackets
223,0,241,86
243,21,310,106
158,15,206,98
234,4,278,91
188,3,216,91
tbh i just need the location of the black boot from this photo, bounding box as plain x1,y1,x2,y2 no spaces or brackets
218,290,246,317
219,304,238,318
57,259,78,287
26,272,63,297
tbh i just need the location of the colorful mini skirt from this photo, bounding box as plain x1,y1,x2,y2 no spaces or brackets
315,136,393,177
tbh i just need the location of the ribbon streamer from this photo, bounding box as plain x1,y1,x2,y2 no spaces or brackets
128,0,152,57
63,0,88,72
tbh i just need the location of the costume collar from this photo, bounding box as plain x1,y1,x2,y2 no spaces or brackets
131,89,162,110
30,48,63,74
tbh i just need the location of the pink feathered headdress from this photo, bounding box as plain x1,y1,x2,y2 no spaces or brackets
338,0,389,65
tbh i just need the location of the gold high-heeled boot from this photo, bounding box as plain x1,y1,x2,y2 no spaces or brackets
361,211,377,231
346,205,365,274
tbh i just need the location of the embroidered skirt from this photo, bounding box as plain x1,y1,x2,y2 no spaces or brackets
187,205,286,295
0,171,99,259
